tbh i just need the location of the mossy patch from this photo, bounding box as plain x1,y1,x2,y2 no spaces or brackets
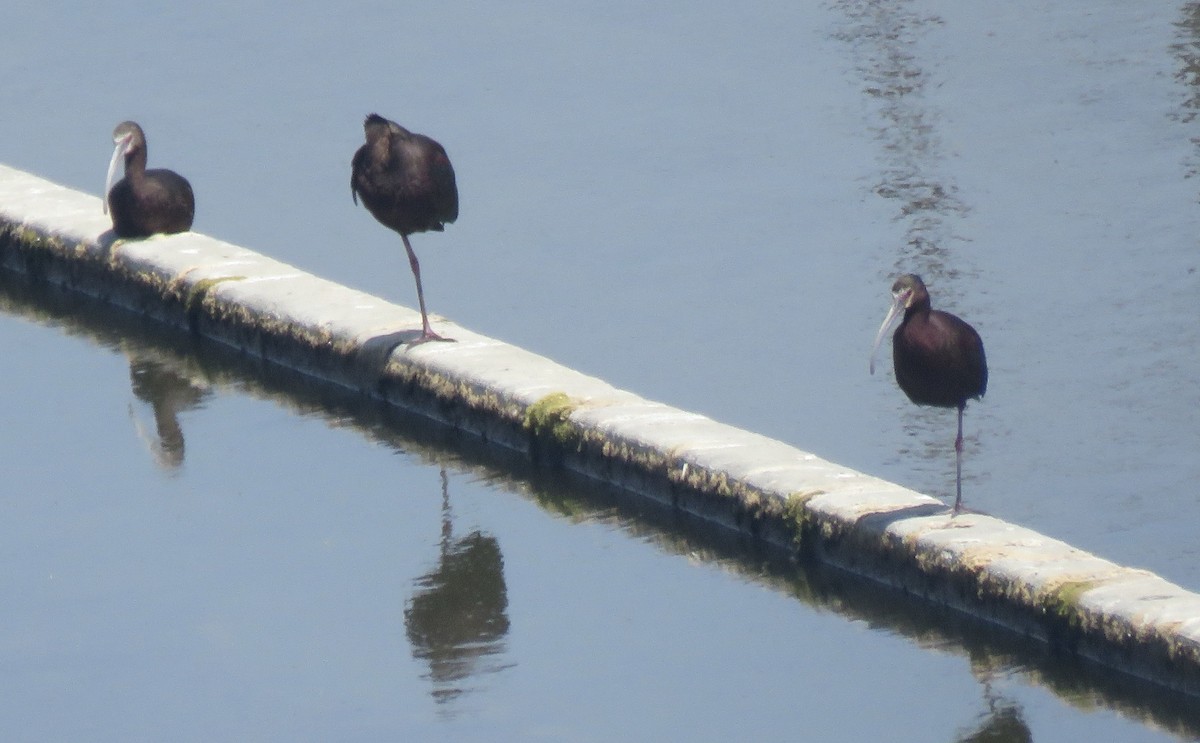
783,489,825,548
13,226,68,254
2,223,52,252
1044,579,1099,628
521,392,585,466
183,275,246,314
0,221,103,287
523,392,580,446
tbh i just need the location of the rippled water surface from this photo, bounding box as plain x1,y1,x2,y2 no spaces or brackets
1,1,1198,740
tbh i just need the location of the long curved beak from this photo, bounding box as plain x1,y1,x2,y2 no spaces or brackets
103,138,128,215
869,295,904,375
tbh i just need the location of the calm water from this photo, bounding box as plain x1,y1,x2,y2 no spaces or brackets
2,1,1199,740
1,273,1194,743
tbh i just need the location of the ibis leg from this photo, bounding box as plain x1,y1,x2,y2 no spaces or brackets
952,405,964,514
402,234,453,343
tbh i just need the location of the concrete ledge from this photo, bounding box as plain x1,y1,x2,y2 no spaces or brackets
2,162,1197,697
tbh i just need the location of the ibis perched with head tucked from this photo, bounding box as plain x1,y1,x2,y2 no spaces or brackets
352,114,459,344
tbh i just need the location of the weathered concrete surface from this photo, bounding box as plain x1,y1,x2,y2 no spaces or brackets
2,162,1197,696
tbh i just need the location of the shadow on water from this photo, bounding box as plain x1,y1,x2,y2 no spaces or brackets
1,269,1198,740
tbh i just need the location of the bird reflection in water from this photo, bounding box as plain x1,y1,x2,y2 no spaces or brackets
953,675,1032,743
127,356,211,471
954,701,1031,743
405,469,511,707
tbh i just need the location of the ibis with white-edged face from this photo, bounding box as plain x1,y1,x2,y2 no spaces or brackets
104,121,194,238
870,274,987,514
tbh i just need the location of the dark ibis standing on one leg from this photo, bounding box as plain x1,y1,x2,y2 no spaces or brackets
351,113,459,344
104,121,195,238
870,274,988,514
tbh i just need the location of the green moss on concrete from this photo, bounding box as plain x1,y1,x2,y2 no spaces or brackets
182,275,246,314
3,223,66,258
393,364,519,422
597,438,666,483
1044,579,1099,628
783,490,825,548
518,398,803,537
523,392,581,449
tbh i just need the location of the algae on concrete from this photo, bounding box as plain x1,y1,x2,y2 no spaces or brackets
783,490,826,548
1045,579,1100,627
178,275,246,315
523,391,581,450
